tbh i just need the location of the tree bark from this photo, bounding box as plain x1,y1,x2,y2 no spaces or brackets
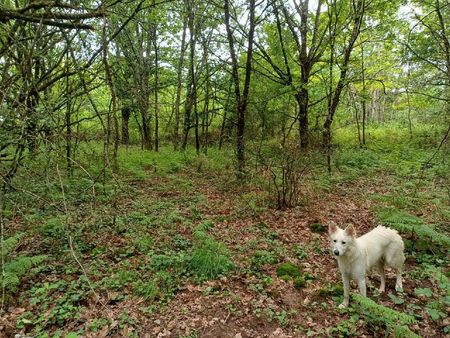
173,16,187,150
224,0,256,175
121,106,131,144
181,0,196,150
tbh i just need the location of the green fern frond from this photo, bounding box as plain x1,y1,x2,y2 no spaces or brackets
353,294,420,338
393,324,421,338
377,208,450,247
1,233,24,256
1,255,47,291
1,272,20,290
5,255,47,276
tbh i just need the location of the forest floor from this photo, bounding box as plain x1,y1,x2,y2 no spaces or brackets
1,142,449,337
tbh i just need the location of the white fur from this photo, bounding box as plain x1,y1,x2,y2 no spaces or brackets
328,224,405,308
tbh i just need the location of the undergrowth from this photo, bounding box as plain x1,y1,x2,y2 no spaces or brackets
1,233,47,296
352,294,420,338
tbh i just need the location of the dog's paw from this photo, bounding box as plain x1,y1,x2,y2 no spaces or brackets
338,303,348,309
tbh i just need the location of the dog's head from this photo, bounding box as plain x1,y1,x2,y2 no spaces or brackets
328,223,355,257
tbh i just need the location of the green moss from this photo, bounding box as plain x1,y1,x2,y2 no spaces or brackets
276,262,301,279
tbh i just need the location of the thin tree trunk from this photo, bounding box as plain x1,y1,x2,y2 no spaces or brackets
224,0,256,175
181,1,196,150
173,18,187,150
323,0,365,172
361,44,367,146
219,80,233,150
349,87,362,147
65,52,72,176
153,26,159,152
121,106,131,144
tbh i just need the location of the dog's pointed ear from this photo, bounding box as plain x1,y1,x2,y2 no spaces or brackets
328,222,338,234
345,224,356,237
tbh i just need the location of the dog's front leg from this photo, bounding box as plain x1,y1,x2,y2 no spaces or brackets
357,275,366,297
339,273,350,308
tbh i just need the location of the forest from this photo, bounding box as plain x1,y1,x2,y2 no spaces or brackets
0,0,449,336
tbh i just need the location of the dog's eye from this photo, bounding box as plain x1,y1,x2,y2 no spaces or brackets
342,241,346,244
333,240,337,243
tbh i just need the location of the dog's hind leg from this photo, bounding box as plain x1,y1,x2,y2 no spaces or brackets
385,243,405,291
377,261,386,293
395,267,403,291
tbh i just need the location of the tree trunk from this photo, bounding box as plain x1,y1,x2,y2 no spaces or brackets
173,18,187,150
153,25,159,152
121,106,131,144
361,44,367,146
296,84,309,149
224,0,256,175
323,0,365,154
219,80,233,150
181,1,196,150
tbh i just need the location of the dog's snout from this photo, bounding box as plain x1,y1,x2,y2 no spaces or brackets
334,249,340,256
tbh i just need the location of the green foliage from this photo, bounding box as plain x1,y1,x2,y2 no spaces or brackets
334,148,380,171
293,244,308,260
308,223,326,233
414,287,433,298
249,250,279,271
377,208,450,247
293,276,306,289
353,294,420,338
317,283,344,298
22,276,91,332
1,232,24,256
189,228,234,280
40,215,67,240
276,262,301,279
1,233,47,293
329,315,359,337
276,262,308,289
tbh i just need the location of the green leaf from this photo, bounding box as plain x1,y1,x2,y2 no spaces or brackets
426,308,444,321
66,333,79,338
414,287,433,297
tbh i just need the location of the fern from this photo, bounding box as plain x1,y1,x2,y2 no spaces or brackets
423,265,450,295
1,233,47,292
377,208,450,247
353,294,420,338
1,233,24,256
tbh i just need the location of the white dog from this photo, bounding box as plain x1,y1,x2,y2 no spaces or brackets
328,224,405,308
